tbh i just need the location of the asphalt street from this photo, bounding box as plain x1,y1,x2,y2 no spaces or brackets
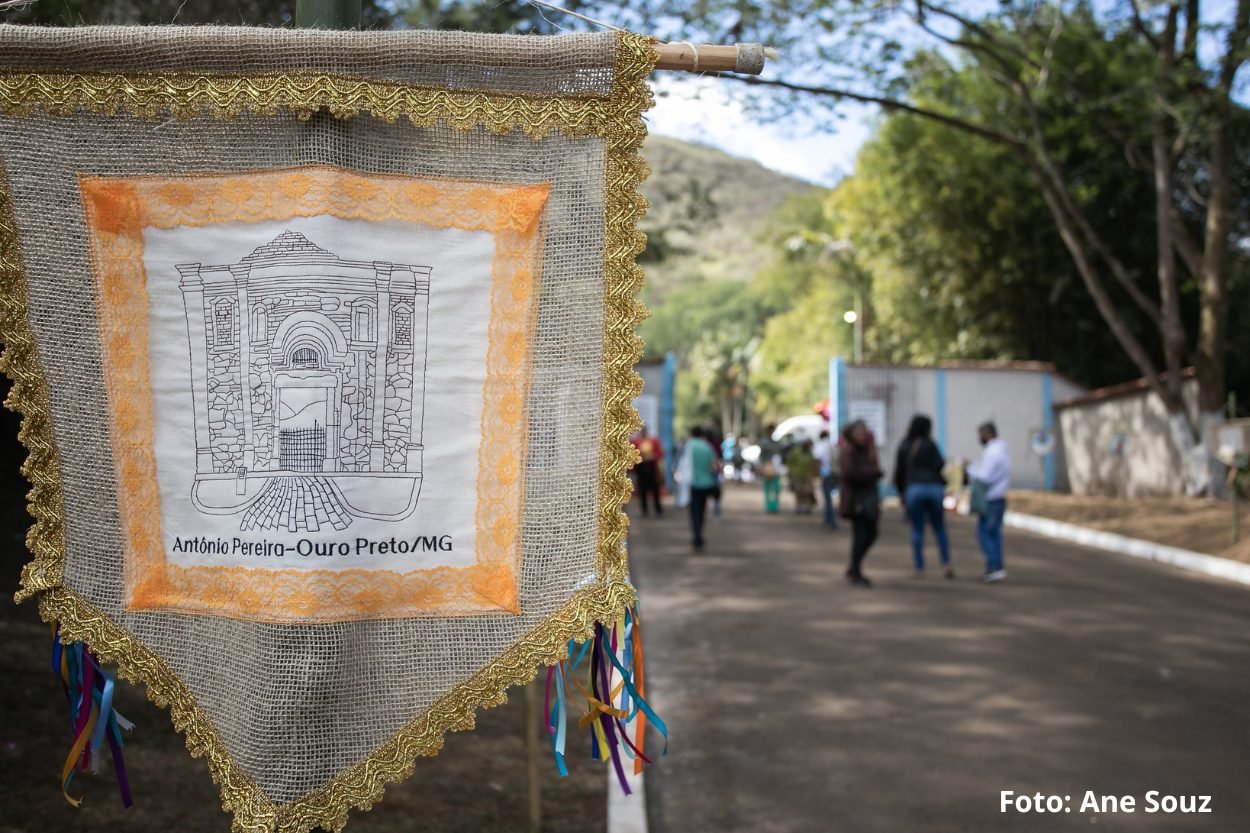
628,484,1250,833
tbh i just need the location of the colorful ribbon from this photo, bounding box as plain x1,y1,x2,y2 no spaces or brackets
543,603,667,791
52,624,134,808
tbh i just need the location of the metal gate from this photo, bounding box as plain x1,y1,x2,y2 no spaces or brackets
279,422,327,472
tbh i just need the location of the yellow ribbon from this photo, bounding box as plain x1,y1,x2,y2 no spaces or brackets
60,706,98,807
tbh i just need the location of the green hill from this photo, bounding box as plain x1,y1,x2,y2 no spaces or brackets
638,136,819,298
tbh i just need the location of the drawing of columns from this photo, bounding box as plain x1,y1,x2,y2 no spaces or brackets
368,263,392,471
231,264,256,471
177,263,214,474
407,272,431,472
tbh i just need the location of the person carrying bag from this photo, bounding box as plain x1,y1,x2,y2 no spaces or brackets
838,420,883,587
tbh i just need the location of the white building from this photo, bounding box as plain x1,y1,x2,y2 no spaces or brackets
829,358,1085,491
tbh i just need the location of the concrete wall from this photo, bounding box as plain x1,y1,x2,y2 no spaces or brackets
1056,379,1199,497
831,360,1083,491
635,355,677,487
635,362,665,433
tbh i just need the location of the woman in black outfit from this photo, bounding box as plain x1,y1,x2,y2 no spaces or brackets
838,420,883,587
894,415,953,578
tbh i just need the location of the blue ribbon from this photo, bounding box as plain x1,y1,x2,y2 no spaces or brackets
601,623,668,754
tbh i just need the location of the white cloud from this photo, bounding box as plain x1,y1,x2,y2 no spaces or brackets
645,75,874,186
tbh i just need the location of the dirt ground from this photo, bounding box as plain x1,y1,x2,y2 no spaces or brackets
0,388,605,833
0,593,607,833
1007,490,1248,561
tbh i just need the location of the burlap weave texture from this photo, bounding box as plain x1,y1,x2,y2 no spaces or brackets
0,24,654,832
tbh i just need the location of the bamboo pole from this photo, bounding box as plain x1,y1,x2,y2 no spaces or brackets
654,42,771,75
520,0,771,73
522,681,543,833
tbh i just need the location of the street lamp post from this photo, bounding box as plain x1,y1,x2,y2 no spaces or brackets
843,296,863,363
825,239,865,364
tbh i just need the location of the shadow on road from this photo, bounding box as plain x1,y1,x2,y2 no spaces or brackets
630,483,1250,833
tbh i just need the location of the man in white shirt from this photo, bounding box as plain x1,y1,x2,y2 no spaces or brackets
813,429,839,529
968,421,1010,582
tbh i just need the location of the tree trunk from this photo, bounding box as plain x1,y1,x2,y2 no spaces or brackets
1152,111,1189,416
1027,160,1162,392
1195,90,1236,416
1185,0,1246,490
1168,412,1214,496
1031,155,1209,495
1150,9,1191,428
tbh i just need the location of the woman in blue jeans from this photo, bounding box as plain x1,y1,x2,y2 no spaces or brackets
893,415,953,578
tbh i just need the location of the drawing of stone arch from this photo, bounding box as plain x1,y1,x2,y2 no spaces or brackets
272,311,351,367
177,230,432,532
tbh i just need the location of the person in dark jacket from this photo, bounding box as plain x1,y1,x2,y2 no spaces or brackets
839,420,883,587
894,414,953,578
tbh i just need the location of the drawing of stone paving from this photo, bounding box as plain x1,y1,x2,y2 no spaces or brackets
178,231,431,532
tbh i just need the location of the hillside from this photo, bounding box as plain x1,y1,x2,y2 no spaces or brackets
638,136,819,298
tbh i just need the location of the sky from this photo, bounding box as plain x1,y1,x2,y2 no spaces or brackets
639,0,1247,187
645,74,876,187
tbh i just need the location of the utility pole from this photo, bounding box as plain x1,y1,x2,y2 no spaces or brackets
843,288,864,364
853,286,864,364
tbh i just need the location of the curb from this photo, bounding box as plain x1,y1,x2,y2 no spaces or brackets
1005,511,1250,587
607,767,648,833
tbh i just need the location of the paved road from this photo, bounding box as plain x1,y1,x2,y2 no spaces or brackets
627,485,1250,833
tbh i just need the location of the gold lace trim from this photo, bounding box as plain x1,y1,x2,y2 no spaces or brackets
0,71,622,138
1,30,656,833
0,148,66,603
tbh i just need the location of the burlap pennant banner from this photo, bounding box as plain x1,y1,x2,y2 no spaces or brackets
0,25,654,832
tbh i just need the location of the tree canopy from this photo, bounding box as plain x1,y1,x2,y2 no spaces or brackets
601,0,1249,490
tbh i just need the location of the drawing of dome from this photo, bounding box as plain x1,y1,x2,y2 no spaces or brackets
242,230,338,265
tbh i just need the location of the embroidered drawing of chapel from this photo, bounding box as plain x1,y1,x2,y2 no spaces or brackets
176,230,431,530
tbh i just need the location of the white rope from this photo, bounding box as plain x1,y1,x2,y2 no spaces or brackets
522,0,625,32
676,41,702,72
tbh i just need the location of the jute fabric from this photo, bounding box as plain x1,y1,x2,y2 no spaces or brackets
0,25,654,832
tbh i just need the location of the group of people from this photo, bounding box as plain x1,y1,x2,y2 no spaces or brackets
836,416,1011,587
755,425,839,523
728,415,1011,586
635,414,1012,585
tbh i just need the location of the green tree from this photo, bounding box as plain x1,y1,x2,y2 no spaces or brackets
641,279,769,436
827,67,1157,387
400,0,573,32
749,192,860,415
599,0,1250,492
639,190,852,431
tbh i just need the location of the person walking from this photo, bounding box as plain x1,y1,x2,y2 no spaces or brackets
894,415,953,578
839,420,882,587
677,426,720,552
813,429,839,529
706,423,725,518
785,439,818,514
632,426,664,517
757,423,783,514
968,421,1011,582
